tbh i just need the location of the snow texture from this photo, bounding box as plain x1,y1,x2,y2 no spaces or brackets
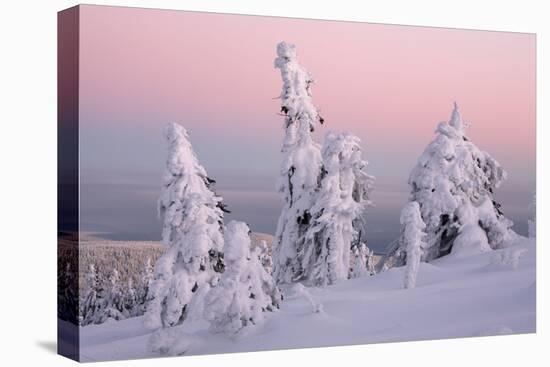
288,283,324,314
203,221,282,335
144,123,226,332
273,41,325,284
94,269,124,323
138,258,155,314
385,103,513,268
80,258,155,326
489,247,528,270
401,202,426,289
349,242,376,279
257,240,274,275
302,132,374,286
123,278,138,317
79,236,535,362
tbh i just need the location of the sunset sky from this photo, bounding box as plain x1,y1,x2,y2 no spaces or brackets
77,5,536,251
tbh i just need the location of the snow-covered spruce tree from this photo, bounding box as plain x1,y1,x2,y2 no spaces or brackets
123,278,138,318
272,41,325,284
204,221,281,335
81,264,104,325
302,132,374,286
385,103,513,267
401,202,426,289
102,269,125,321
528,193,536,239
138,258,155,314
144,123,226,331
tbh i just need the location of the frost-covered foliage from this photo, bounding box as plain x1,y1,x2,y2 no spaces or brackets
58,262,79,325
82,269,126,325
272,41,325,284
385,103,513,267
123,278,139,318
138,258,154,314
401,202,426,289
302,132,374,286
204,221,281,335
79,258,155,326
257,240,273,275
81,264,103,325
77,240,164,292
272,43,374,286
96,269,125,322
528,193,536,239
144,123,226,331
349,242,376,279
57,234,80,325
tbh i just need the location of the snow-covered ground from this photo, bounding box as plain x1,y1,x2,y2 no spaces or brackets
80,236,535,362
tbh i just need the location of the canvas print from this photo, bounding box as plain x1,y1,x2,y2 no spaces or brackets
57,4,536,362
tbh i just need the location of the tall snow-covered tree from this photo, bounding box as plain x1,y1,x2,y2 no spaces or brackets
302,132,374,286
401,202,426,289
528,192,536,239
144,123,226,331
272,41,325,284
384,103,513,267
204,221,281,335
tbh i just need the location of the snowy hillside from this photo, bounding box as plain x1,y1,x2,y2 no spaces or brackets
79,235,535,362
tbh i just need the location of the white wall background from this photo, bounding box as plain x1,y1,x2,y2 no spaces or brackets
0,1,547,366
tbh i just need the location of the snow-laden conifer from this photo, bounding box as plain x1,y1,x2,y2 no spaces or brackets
123,278,138,318
204,221,281,335
385,103,513,267
144,123,226,331
401,202,426,289
97,269,124,322
138,258,155,314
81,264,103,325
302,132,374,286
272,41,325,284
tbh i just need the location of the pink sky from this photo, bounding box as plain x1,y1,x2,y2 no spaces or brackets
79,5,535,180
76,5,535,243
